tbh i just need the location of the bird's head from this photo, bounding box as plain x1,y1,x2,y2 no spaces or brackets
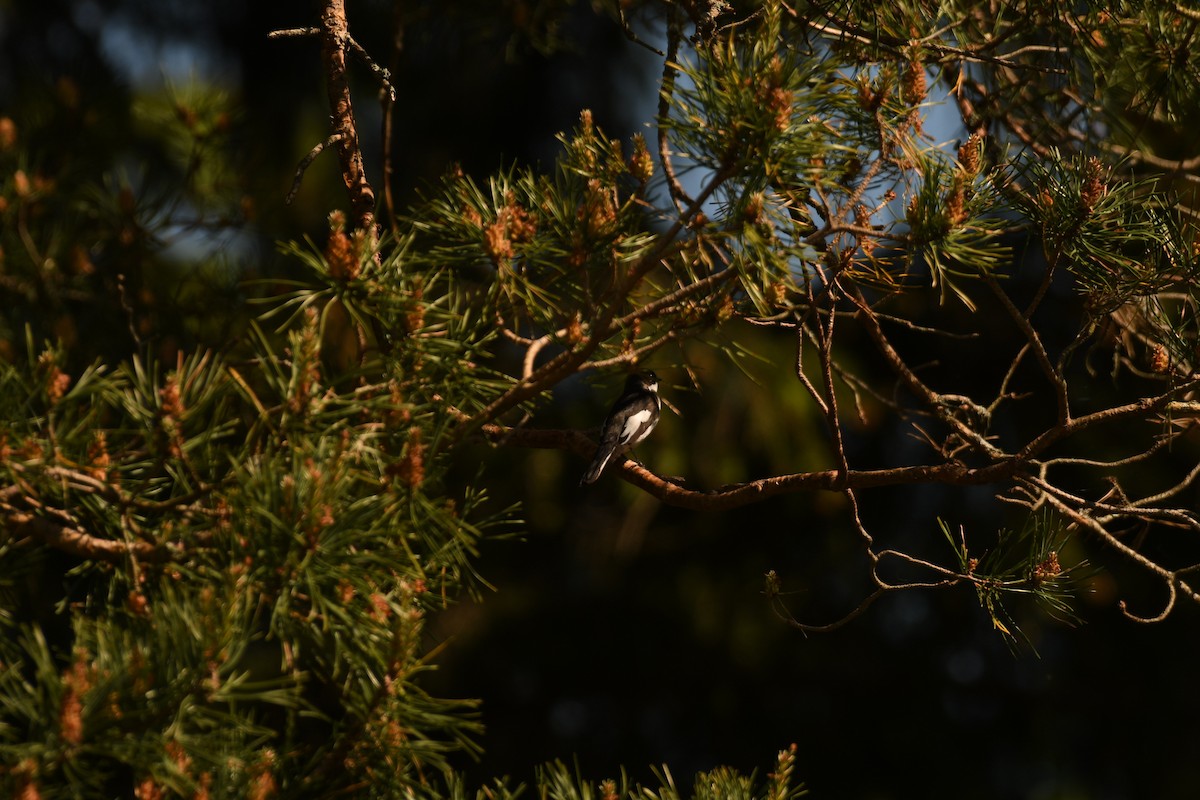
629,369,658,394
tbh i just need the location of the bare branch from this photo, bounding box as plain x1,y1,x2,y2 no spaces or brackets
3,506,167,563
484,422,1024,511
267,26,320,39
318,0,377,233
286,134,344,205
982,270,1070,423
657,10,693,215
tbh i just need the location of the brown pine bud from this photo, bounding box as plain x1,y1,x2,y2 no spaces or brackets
134,778,163,800
504,201,537,243
483,219,513,264
902,58,927,106
1080,157,1106,213
629,133,653,183
958,131,983,175
397,427,425,488
566,314,584,344
769,281,788,307
581,179,617,238
1150,343,1170,373
946,178,966,226
0,117,16,151
325,211,359,280
1033,551,1062,582
743,192,765,225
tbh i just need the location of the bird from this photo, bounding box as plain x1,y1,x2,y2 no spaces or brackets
580,370,661,485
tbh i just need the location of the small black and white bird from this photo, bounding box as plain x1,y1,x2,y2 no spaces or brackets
580,370,661,485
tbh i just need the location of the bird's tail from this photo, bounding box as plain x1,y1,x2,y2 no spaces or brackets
579,448,613,486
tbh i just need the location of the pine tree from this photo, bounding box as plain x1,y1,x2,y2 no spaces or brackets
4,0,1200,795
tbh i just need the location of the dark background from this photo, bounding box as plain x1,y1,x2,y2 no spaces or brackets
3,2,1198,798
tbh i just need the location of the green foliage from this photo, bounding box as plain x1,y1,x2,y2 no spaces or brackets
1007,151,1199,310
1003,149,1200,371
0,287,509,794
665,5,861,180
903,153,1009,310
941,514,1089,650
529,746,804,800
406,141,662,353
1083,2,1200,122
0,78,250,364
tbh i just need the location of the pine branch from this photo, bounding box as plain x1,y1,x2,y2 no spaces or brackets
2,503,166,563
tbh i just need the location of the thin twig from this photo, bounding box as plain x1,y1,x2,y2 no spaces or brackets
267,27,320,39
982,270,1070,423
617,5,665,55
382,2,405,235
657,10,693,215
286,134,344,204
